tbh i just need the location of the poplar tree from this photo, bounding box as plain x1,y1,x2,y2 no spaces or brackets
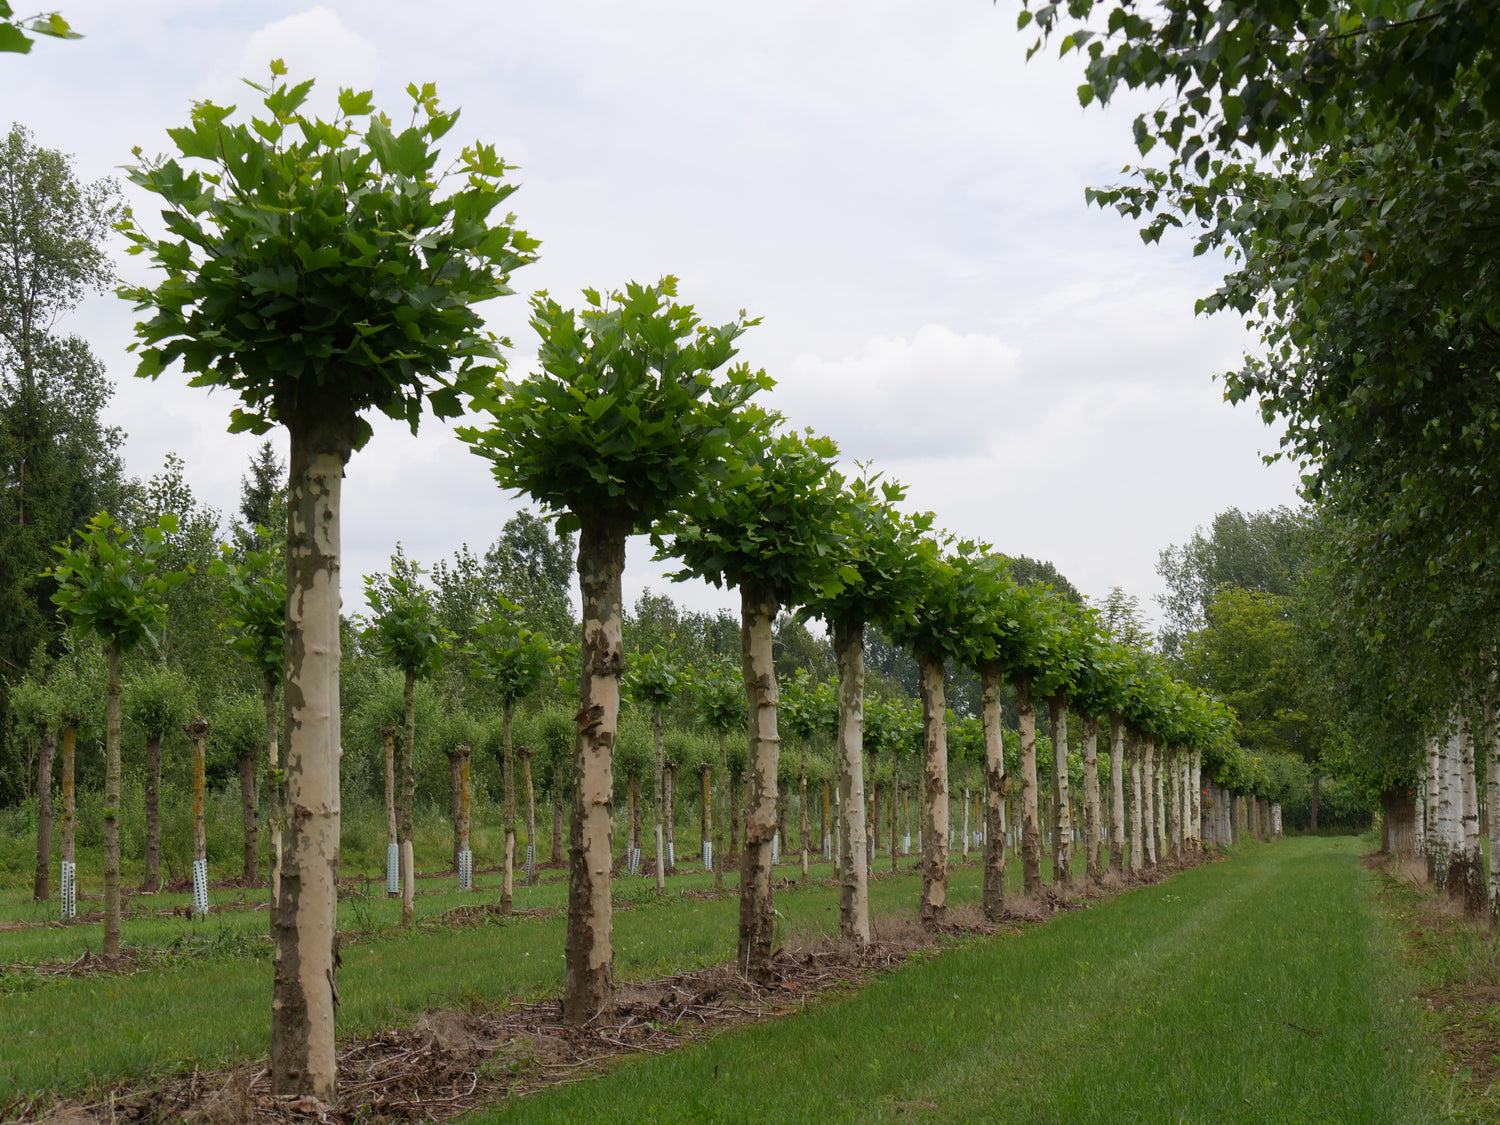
119,67,535,1096
459,278,770,1022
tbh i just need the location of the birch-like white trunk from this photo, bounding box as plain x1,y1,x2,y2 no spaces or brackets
1082,715,1101,882
833,622,870,943
1142,736,1157,869
918,656,949,926
271,434,347,1098
1049,693,1071,887
1109,715,1125,873
1128,731,1143,872
738,584,781,982
1017,678,1041,895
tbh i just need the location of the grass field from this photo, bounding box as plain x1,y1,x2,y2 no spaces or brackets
1,837,1446,1123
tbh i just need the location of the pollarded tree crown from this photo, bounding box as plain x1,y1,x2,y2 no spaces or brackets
658,427,847,608
119,64,538,450
460,278,774,535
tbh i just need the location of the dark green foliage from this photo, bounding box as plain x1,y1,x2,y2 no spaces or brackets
461,277,772,534
482,510,575,638
365,549,446,682
119,64,537,445
49,513,186,655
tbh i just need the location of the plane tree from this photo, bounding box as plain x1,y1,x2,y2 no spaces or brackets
119,65,535,1095
49,512,183,956
799,475,930,941
459,277,771,1022
625,646,686,894
468,598,560,907
658,427,846,979
696,659,742,891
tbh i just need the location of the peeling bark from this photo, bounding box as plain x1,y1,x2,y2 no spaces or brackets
840,621,876,948
917,657,949,926
270,423,350,1099
1109,715,1126,873
563,513,625,1025
1082,715,1101,882
103,642,122,957
980,664,1007,921
1142,736,1158,868
33,729,54,901
1048,692,1071,888
738,583,781,982
1018,678,1041,895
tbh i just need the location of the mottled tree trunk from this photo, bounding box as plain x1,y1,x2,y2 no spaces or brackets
1459,717,1485,916
1048,692,1071,888
1018,678,1041,895
562,513,625,1025
401,670,416,926
1164,747,1179,863
103,642,122,957
738,583,781,982
270,425,350,1099
1109,715,1125,873
917,656,949,927
142,735,162,892
1082,715,1102,882
1190,750,1203,856
1486,693,1500,926
503,697,517,913
651,705,665,895
980,665,1007,921
1424,731,1441,882
33,729,54,901
264,672,282,909
382,726,398,898
1142,736,1158,868
1128,731,1144,872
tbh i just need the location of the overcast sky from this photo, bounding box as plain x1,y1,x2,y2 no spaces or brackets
2,1,1303,628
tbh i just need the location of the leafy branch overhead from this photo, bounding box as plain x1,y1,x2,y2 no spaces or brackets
0,3,78,53
48,512,188,653
118,62,539,448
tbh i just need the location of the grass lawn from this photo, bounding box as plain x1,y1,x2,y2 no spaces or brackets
462,837,1445,1124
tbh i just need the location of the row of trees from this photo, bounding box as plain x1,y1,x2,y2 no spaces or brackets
4,62,1279,1101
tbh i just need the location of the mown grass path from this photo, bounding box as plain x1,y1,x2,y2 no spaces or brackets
465,838,1444,1124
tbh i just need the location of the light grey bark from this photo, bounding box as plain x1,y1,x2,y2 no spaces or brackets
1048,693,1071,888
1142,736,1157,869
1108,715,1125,873
833,623,870,942
1018,679,1041,895
1082,715,1101,882
738,583,781,982
918,656,949,927
980,665,1007,920
1128,731,1143,872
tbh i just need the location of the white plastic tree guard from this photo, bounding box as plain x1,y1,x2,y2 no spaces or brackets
191,857,209,916
702,841,712,871
386,842,400,895
60,860,76,919
458,849,473,891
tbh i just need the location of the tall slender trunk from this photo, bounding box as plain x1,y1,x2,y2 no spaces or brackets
33,729,55,901
1109,715,1125,872
187,715,210,915
400,670,416,927
1459,716,1485,916
980,664,1007,921
1018,678,1041,895
262,668,280,900
1048,692,1071,888
1486,690,1500,927
699,763,712,872
714,731,728,892
918,656,949,927
240,732,259,882
503,696,517,913
103,642,123,957
1144,736,1159,867
1164,747,1179,862
1190,750,1202,856
382,726,398,898
562,513,625,1025
1082,715,1101,882
799,738,810,883
270,425,349,1098
1128,732,1144,872
142,734,162,892
651,704,666,895
664,758,678,875
520,746,535,885
738,583,781,983
61,724,76,915
1425,732,1442,882
450,746,463,873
